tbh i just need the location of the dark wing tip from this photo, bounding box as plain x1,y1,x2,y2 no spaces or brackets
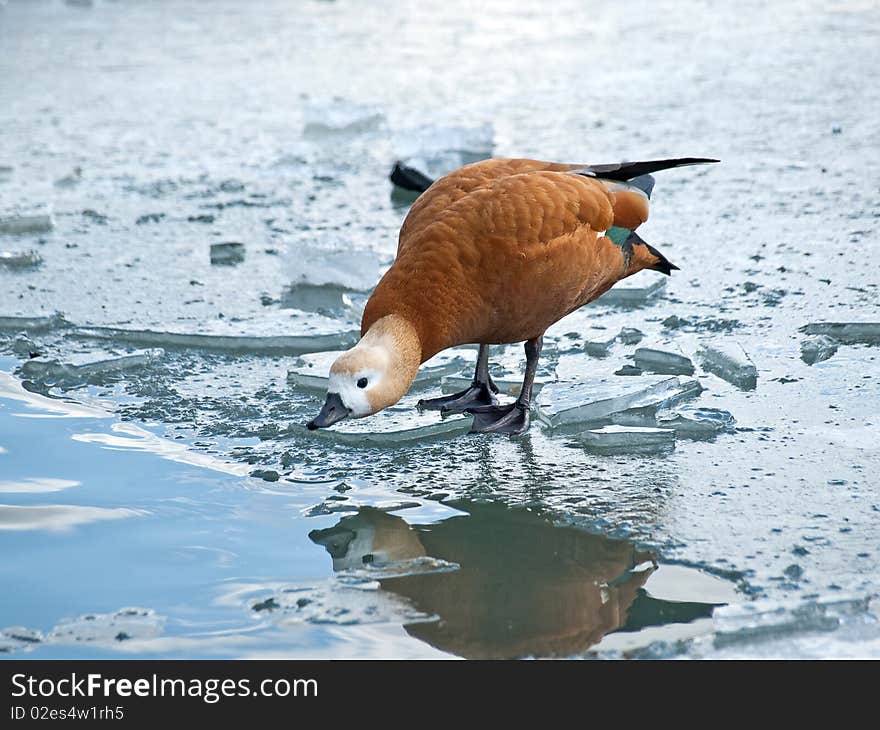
390,161,434,193
570,157,720,182
675,157,720,164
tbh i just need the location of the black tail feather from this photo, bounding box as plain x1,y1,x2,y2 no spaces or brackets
625,231,679,275
572,157,719,182
390,161,434,193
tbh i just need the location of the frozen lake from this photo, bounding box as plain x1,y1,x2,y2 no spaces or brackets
1,0,878,658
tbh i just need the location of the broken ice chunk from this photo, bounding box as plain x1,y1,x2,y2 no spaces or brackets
241,578,430,626
393,124,494,168
391,124,494,191
285,241,387,293
0,213,54,235
54,167,82,188
656,406,735,439
595,276,666,307
49,608,162,646
536,376,699,428
210,242,245,265
697,342,757,390
289,348,476,390
0,250,42,270
584,336,616,358
611,378,703,426
75,323,358,355
18,348,164,388
618,328,644,345
634,347,694,375
0,627,43,653
281,284,366,318
800,322,880,345
11,334,40,358
303,101,385,139
0,313,71,333
309,411,471,446
615,365,643,376
800,335,838,365
576,425,675,453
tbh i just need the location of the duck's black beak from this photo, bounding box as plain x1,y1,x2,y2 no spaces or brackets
307,392,350,430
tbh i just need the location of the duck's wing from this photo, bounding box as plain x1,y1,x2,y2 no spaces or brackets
398,158,583,253
401,168,674,290
369,169,671,353
460,170,614,247
455,171,675,280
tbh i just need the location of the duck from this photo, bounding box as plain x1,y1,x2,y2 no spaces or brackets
307,156,718,434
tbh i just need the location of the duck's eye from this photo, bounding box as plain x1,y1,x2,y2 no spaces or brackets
357,377,368,389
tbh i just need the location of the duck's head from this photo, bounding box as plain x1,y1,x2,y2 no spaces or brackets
307,314,421,430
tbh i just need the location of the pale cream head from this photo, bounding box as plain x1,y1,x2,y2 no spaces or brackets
328,341,394,418
307,315,422,430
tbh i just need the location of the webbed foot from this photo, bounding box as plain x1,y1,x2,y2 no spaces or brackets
466,401,531,435
417,379,498,413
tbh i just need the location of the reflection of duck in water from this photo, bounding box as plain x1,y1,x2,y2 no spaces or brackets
309,507,426,572
310,503,718,659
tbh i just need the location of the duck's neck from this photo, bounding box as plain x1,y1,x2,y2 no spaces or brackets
359,314,422,410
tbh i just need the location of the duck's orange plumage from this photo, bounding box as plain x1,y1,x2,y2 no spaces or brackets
308,156,717,434
365,158,664,360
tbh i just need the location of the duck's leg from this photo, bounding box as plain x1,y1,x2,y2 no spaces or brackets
417,344,499,412
467,335,542,435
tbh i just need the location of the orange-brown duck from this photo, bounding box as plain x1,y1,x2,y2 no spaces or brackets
308,156,717,434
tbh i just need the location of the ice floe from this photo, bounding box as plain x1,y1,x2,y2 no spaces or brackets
583,335,616,357
800,322,880,345
18,348,164,388
634,347,695,375
284,241,388,293
280,283,366,317
54,167,82,188
709,596,871,653
575,424,675,454
656,405,736,439
0,313,71,333
618,327,645,345
74,322,358,355
615,365,643,376
50,607,163,645
303,101,385,139
595,276,666,307
0,213,54,235
800,335,838,365
0,250,42,270
308,412,472,447
243,579,430,627
210,241,245,265
391,123,494,186
697,341,757,390
0,607,164,654
536,376,701,429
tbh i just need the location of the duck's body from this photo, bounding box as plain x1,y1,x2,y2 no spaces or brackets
366,158,671,359
309,156,717,434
